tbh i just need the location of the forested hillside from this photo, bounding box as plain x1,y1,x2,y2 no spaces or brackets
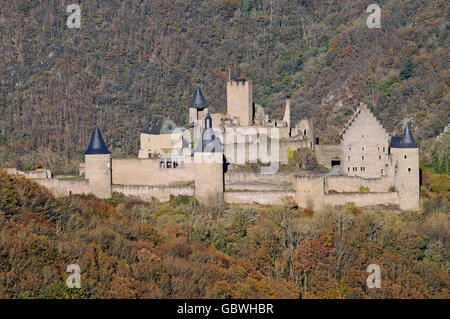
0,168,448,298
0,0,448,173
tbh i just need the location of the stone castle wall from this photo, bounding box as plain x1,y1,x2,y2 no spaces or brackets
224,190,295,205
225,172,293,185
315,144,342,168
112,158,194,186
112,185,194,202
324,192,399,207
326,175,392,193
34,179,89,197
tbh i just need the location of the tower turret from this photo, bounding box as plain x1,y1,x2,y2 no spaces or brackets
389,126,419,210
84,126,112,198
189,87,209,148
194,114,224,205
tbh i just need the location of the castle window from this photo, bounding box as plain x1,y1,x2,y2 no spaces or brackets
160,161,165,169
304,130,307,136
383,147,385,153
381,169,384,175
404,155,407,159
362,134,364,138
349,147,351,151
408,168,411,172
362,156,364,160
362,147,365,151
348,167,350,172
379,155,381,160
348,156,350,161
378,146,380,151
167,161,172,169
173,161,179,169
361,167,365,172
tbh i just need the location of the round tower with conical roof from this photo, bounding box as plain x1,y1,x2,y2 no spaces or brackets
84,126,112,198
389,126,419,210
189,87,209,125
194,114,224,205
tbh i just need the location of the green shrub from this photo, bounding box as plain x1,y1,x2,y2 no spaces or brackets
359,185,370,193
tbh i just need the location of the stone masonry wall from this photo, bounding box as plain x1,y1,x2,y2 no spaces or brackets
112,158,194,186
224,190,296,205
112,185,194,202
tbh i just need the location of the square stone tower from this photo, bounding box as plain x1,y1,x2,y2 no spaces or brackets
227,79,253,126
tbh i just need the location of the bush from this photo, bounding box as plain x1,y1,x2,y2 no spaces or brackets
359,185,370,193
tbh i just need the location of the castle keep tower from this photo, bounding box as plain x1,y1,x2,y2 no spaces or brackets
84,126,112,199
389,126,420,210
194,114,224,204
227,79,253,126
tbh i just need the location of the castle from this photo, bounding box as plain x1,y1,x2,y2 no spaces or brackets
6,79,420,210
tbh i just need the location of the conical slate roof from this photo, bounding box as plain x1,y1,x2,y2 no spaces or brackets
85,126,111,154
390,126,418,148
190,87,207,109
194,114,222,153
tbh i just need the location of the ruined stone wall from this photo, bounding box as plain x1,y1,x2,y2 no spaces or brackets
279,139,311,163
112,158,194,186
6,168,52,179
112,185,194,202
34,179,89,197
315,144,343,168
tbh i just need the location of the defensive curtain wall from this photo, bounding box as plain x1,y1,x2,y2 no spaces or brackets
6,163,399,210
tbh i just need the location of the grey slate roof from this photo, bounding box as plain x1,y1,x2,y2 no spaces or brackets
146,113,178,135
85,126,111,155
190,87,207,109
390,126,418,148
194,114,223,153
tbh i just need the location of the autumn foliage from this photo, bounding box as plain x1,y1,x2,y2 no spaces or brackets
0,169,448,298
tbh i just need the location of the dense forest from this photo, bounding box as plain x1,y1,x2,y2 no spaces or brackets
0,166,448,298
0,0,448,174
